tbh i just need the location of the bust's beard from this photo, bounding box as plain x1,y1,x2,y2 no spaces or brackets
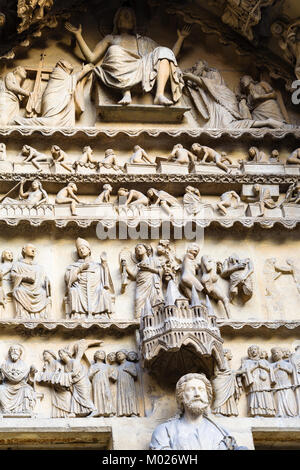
185,400,209,417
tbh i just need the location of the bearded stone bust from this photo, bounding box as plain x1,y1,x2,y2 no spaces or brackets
150,373,246,450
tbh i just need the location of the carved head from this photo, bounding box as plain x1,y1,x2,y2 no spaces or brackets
224,348,233,361
118,187,129,197
247,344,260,359
173,144,183,150
240,75,254,90
113,6,136,34
187,243,200,259
8,344,23,362
31,179,42,190
106,352,116,364
105,149,115,157
135,243,151,260
281,348,291,359
116,350,127,363
68,182,77,192
43,350,57,362
1,249,13,262
103,184,112,192
22,243,36,260
191,143,202,153
94,350,106,362
133,145,141,151
260,350,268,360
190,60,208,77
248,147,259,159
58,348,72,363
127,351,138,362
14,66,27,80
76,237,91,259
271,347,283,362
176,373,212,417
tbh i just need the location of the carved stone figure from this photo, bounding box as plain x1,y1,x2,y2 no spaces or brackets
20,145,49,171
191,143,233,172
74,146,98,170
184,60,285,129
168,144,195,165
216,191,243,216
100,149,123,172
1,179,48,207
118,188,148,207
290,345,300,412
240,76,286,124
270,149,280,163
0,249,13,314
16,59,93,127
271,347,298,417
65,238,114,319
212,349,242,417
218,254,254,303
11,243,51,319
66,6,190,106
95,184,113,204
0,344,37,415
17,0,54,33
247,146,268,163
88,350,116,417
179,243,203,299
183,185,203,216
55,183,81,216
51,145,73,173
150,373,244,450
287,149,300,165
0,67,30,125
116,350,139,417
54,340,100,417
263,258,293,317
147,188,180,216
239,345,276,417
120,243,164,318
272,19,300,80
155,240,180,283
129,145,153,164
249,184,277,217
36,349,67,418
283,182,300,205
200,255,230,318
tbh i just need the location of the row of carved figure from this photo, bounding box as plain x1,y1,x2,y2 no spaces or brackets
1,144,300,175
0,11,296,130
1,239,300,321
213,345,300,419
0,341,140,418
1,179,299,219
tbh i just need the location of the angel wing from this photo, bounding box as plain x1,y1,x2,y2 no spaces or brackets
119,247,137,293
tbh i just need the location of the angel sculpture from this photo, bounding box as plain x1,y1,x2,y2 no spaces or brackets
119,243,164,318
36,339,102,418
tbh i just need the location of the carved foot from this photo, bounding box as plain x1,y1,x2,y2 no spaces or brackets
154,95,173,106
118,91,132,106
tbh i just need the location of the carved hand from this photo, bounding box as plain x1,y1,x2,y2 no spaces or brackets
65,22,82,36
177,24,192,40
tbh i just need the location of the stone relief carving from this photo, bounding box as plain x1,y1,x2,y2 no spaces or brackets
129,145,153,165
263,258,293,317
200,255,230,318
271,346,298,417
0,249,13,315
183,60,289,129
50,145,73,173
147,188,181,217
0,66,31,126
19,145,49,171
211,348,242,417
183,186,203,216
246,184,278,217
17,0,54,34
150,373,246,450
115,350,139,417
287,149,300,165
65,5,190,106
120,243,164,319
100,149,124,173
55,183,81,216
11,243,51,319
0,344,38,416
1,178,49,206
272,19,300,80
88,349,116,417
216,191,244,216
191,143,235,173
64,238,114,320
218,254,254,303
74,146,98,171
15,60,93,127
95,184,113,204
239,344,277,417
36,339,100,417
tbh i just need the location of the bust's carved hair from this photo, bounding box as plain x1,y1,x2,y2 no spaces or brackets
175,373,212,414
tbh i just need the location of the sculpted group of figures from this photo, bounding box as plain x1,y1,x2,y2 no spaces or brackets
0,238,115,320
120,241,254,320
1,144,300,175
212,345,300,419
0,340,139,418
0,5,295,128
1,178,300,220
